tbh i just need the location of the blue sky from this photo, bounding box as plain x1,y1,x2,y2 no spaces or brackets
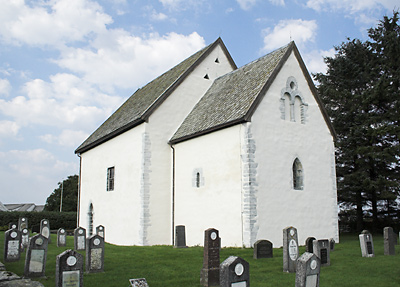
0,0,398,205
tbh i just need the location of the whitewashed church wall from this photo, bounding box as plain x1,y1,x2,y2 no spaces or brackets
79,124,145,245
142,43,235,245
250,51,339,248
174,125,243,247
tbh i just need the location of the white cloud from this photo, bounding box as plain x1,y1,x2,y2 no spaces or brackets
0,78,11,96
237,0,285,10
40,129,89,148
159,0,205,11
306,0,397,13
0,0,112,47
262,19,318,52
303,48,336,75
0,120,20,138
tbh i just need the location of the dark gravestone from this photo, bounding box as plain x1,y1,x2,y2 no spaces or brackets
4,228,21,262
305,237,316,253
18,217,28,231
24,234,48,277
174,225,187,248
129,278,149,287
313,239,330,266
21,228,30,250
220,256,250,287
57,228,67,247
40,219,51,243
329,238,335,251
359,232,374,257
96,225,105,239
253,240,273,259
283,226,299,273
384,227,395,255
56,249,84,287
295,252,321,287
9,223,17,230
74,227,86,251
200,228,220,286
86,234,105,273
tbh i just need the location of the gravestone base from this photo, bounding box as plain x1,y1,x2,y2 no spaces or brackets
200,267,220,286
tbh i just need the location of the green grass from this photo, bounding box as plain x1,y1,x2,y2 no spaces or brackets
1,233,400,286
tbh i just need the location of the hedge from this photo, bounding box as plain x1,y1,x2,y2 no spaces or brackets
0,211,77,232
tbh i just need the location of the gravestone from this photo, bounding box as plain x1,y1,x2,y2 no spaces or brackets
313,239,330,266
295,252,321,287
253,240,273,259
21,228,30,249
86,234,105,273
129,278,149,287
174,225,187,248
3,228,21,262
359,232,375,257
220,256,249,287
56,249,84,287
57,228,67,247
329,238,335,252
40,219,51,243
74,227,86,251
18,217,28,231
96,225,105,239
305,237,316,253
24,234,48,277
283,226,299,273
200,228,220,286
384,227,395,255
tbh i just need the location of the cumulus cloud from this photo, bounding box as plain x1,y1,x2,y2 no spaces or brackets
40,129,89,148
262,19,318,52
0,120,20,138
237,0,285,10
0,78,11,96
306,0,396,13
303,48,336,75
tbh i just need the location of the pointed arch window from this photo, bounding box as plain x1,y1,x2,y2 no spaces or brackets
88,203,94,236
293,158,304,190
280,77,308,123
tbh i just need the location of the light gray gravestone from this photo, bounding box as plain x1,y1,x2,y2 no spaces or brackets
359,232,375,257
283,226,299,272
313,239,330,266
86,234,105,273
305,237,316,253
295,252,321,287
57,228,67,247
200,228,220,286
18,217,28,231
253,239,273,259
24,234,48,277
74,227,86,251
21,228,30,249
174,225,187,248
329,238,335,252
56,249,84,287
4,228,22,262
384,227,395,255
129,278,149,287
96,225,105,239
40,219,51,243
220,256,249,287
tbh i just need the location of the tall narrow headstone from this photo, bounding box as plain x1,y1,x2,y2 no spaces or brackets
40,219,51,243
295,252,321,287
57,228,67,247
384,227,395,255
200,228,220,286
3,228,21,262
86,234,105,273
253,240,273,259
305,237,316,253
329,238,335,252
56,249,83,287
220,256,250,287
18,217,28,231
359,232,375,257
21,228,30,249
24,234,48,277
313,239,330,266
74,227,86,251
283,226,299,272
174,225,187,248
96,225,105,239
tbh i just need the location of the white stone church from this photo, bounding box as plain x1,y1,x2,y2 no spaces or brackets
75,38,339,247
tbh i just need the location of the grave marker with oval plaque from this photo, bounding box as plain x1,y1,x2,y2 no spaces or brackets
57,228,67,247
283,226,299,273
24,234,48,277
220,256,249,287
74,227,86,251
56,249,83,287
200,228,220,286
4,228,21,262
86,234,105,273
295,252,321,287
40,219,51,243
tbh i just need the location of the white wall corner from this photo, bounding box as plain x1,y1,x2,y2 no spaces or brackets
139,132,152,245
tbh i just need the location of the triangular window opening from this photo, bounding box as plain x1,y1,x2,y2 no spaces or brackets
293,158,304,190
215,58,220,63
204,74,209,79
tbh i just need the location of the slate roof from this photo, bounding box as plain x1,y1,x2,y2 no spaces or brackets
75,38,236,154
3,203,44,212
169,42,294,144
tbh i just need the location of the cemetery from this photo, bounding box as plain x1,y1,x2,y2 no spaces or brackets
1,225,399,287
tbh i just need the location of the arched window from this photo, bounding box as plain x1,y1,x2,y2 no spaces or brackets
88,203,94,236
280,77,308,123
193,168,204,188
292,158,304,190
196,172,200,188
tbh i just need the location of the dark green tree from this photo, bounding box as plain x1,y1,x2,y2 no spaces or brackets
44,175,79,212
315,12,400,231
